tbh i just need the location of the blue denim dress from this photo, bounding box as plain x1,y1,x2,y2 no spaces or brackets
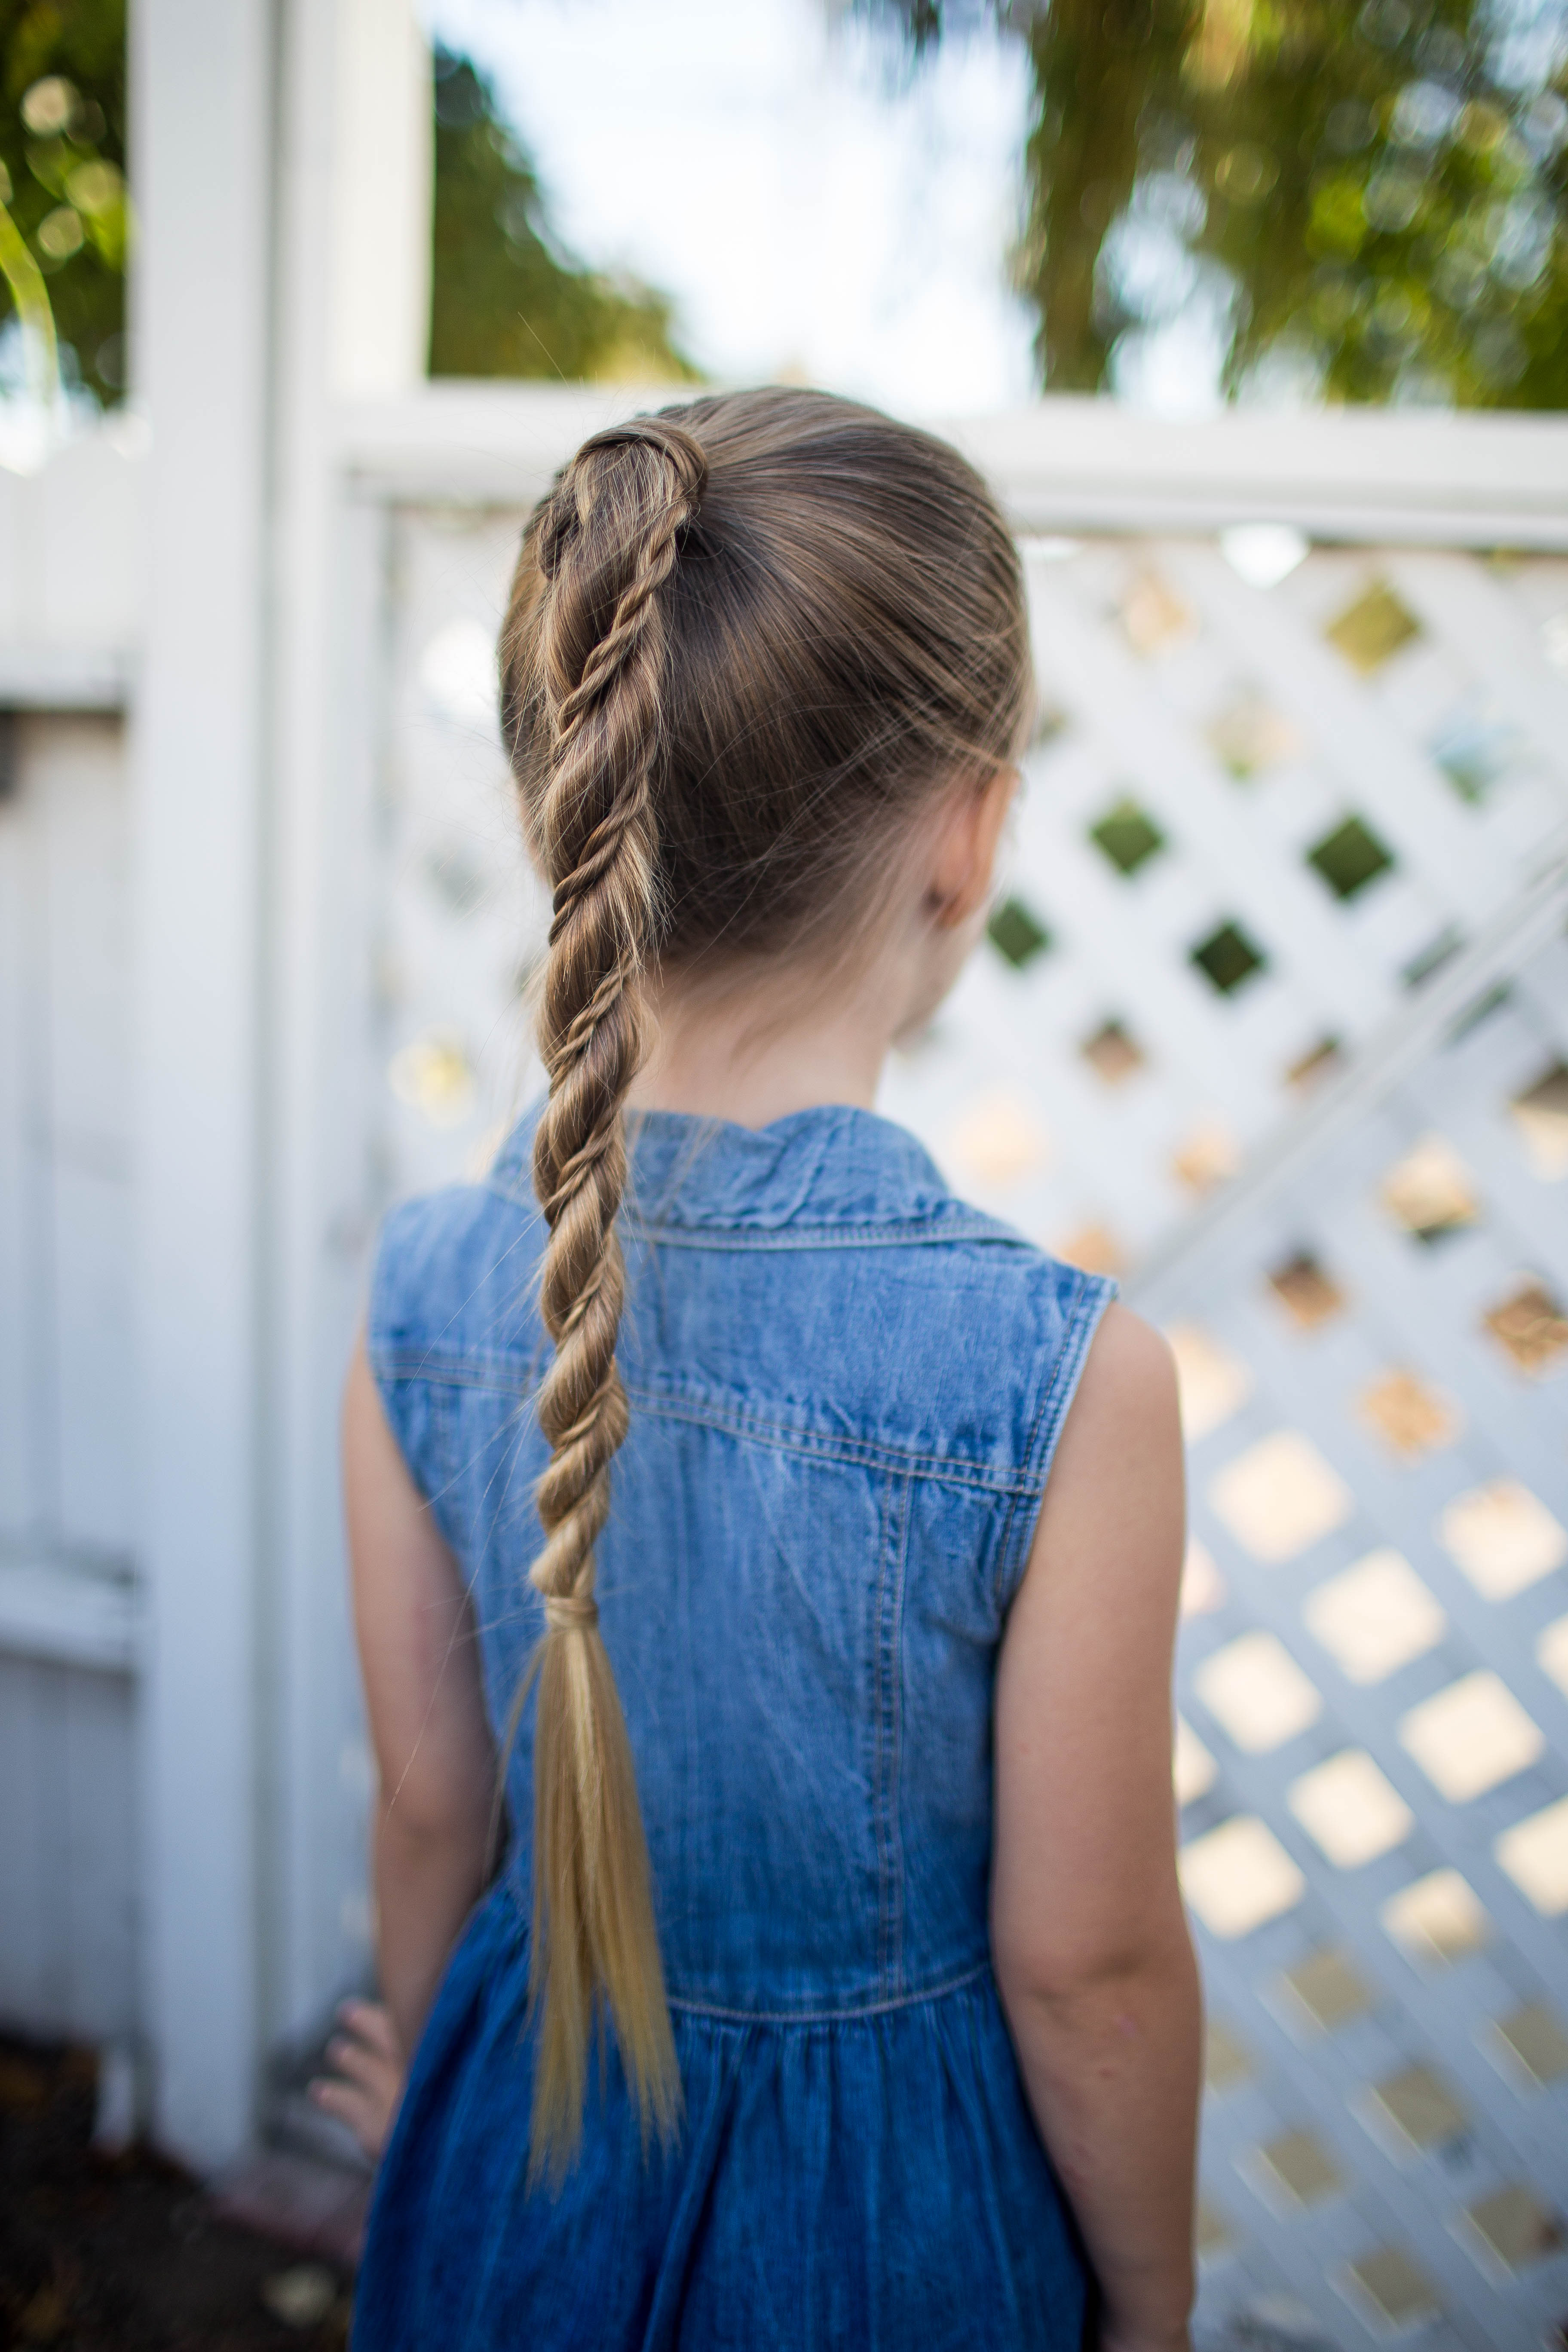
356,1102,1112,2350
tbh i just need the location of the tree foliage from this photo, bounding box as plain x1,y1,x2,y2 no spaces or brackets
0,0,127,407
872,0,1568,407
0,20,697,407
429,47,698,383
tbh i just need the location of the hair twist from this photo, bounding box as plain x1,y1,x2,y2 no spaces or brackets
519,420,701,2176
495,388,1030,2184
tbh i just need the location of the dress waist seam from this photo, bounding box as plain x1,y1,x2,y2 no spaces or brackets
664,1959,992,2027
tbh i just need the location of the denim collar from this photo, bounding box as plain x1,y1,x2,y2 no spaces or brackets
487,1097,974,1237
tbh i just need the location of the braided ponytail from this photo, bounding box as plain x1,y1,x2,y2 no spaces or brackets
499,389,1032,2181
514,420,703,2175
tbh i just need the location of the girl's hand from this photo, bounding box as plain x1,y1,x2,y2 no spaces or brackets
308,1998,406,2161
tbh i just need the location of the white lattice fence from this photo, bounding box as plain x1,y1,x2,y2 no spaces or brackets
374,497,1568,2349
882,536,1568,1275
1136,899,1568,2352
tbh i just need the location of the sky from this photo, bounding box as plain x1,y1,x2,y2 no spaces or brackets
420,0,1040,418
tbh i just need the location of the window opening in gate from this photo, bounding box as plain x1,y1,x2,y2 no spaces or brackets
948,1088,1051,1187
1080,1016,1144,1084
1482,1274,1568,1375
1368,2063,1468,2153
1208,1430,1352,1562
1306,813,1396,901
1324,578,1422,675
986,895,1051,970
1268,1249,1346,1331
1194,2200,1234,2262
1303,1550,1446,1684
1120,568,1194,658
1256,2128,1343,2207
1490,2004,1568,2089
1056,1222,1124,1277
1510,1060,1568,1179
1167,1323,1252,1441
1494,1795,1568,1914
1171,1120,1240,1193
1179,1815,1305,1937
1179,1538,1225,1617
1380,1869,1490,1967
1190,919,1266,996
1379,1133,1481,1241
1463,2186,1562,2271
1438,1479,1567,1599
1288,1749,1413,1867
1174,1717,1217,1806
1537,1614,1568,1699
1355,1367,1463,1460
1429,695,1525,805
1088,795,1166,876
1279,1948,1372,2033
1204,2018,1253,2093
1196,1631,1323,1754
1400,1672,1545,1804
1207,690,1300,781
1343,2246,1439,2328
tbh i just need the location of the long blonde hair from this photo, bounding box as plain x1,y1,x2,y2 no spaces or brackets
498,389,1030,2175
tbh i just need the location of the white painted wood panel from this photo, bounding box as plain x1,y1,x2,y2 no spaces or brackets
0,717,138,2051
0,740,42,1531
0,1653,137,2042
132,0,274,2172
0,717,132,1556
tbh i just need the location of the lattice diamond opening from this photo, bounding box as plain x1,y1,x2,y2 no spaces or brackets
1398,1672,1544,1804
1190,918,1267,996
1268,1249,1346,1330
1304,1550,1446,1684
1380,1868,1491,1966
986,894,1051,970
1306,813,1396,902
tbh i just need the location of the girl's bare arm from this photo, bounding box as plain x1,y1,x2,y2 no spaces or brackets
342,1336,496,2061
992,1302,1200,2352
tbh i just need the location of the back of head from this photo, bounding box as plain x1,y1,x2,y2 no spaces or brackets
498,387,1029,2177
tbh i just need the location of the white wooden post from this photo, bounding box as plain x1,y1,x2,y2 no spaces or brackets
130,0,273,2168
263,0,430,2050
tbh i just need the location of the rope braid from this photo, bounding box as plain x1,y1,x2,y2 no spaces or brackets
522,418,705,2178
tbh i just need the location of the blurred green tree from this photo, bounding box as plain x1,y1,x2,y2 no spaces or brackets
0,0,127,407
870,0,1568,407
429,46,699,382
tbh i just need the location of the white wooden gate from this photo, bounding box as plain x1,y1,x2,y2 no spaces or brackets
356,412,1568,2351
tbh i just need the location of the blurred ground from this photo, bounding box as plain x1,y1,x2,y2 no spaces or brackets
0,2035,354,2352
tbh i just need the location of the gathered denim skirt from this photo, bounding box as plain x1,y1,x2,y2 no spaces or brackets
353,1877,1087,2352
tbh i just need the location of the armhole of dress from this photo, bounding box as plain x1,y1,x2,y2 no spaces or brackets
364,1206,438,1510
994,1268,1119,1615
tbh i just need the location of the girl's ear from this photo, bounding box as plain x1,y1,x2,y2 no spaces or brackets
928,768,1018,931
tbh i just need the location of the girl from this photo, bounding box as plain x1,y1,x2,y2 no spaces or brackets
329,389,1199,2350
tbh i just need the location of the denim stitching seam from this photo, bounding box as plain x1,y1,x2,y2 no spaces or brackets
368,1350,1042,1497
663,1959,991,2027
994,1272,1115,1613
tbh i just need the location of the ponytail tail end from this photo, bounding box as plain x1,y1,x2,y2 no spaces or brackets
527,1615,681,2185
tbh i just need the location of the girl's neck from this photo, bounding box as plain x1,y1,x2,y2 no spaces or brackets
629,957,902,1130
